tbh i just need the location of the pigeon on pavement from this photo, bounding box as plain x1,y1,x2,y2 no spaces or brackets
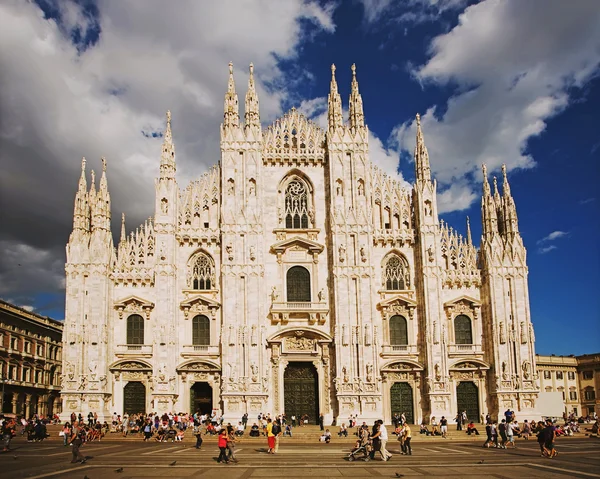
115,467,124,473
170,461,177,466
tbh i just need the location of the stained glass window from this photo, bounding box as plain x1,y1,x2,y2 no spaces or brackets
454,315,473,345
287,266,311,302
384,254,410,290
189,253,214,290
285,180,309,229
192,315,210,346
127,314,144,345
389,315,408,345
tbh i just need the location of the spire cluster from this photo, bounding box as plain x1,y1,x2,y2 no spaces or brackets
481,163,520,241
348,64,364,130
244,63,260,132
223,62,240,130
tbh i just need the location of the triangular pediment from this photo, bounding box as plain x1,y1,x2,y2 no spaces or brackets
377,293,417,309
114,295,154,309
443,295,481,307
270,236,324,254
180,294,221,309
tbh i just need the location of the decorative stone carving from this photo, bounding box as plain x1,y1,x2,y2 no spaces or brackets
318,289,326,302
342,366,349,383
366,363,373,382
364,325,371,346
434,363,441,381
360,246,366,262
228,325,236,346
342,325,349,346
520,321,527,344
499,322,506,344
249,246,256,262
270,286,279,303
284,333,315,351
522,360,531,380
338,243,346,263
226,243,233,261
501,361,508,380
251,325,257,346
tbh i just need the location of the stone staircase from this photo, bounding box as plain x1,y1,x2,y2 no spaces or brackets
45,423,487,444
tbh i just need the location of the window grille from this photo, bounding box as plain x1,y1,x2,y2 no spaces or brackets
285,180,309,229
286,266,311,302
192,315,210,346
127,314,144,345
389,315,408,346
454,315,473,345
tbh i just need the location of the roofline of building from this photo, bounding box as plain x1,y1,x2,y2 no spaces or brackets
0,298,63,332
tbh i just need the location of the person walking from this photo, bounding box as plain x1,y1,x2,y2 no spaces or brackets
440,416,448,438
2,419,16,452
401,423,412,455
455,412,462,431
273,419,283,453
227,427,238,463
69,422,87,464
319,413,325,431
266,418,276,454
217,429,229,464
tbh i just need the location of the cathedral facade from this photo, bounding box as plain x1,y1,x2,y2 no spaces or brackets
61,63,540,424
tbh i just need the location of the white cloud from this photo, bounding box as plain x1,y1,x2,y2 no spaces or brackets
393,0,600,212
537,230,569,244
538,245,557,255
0,0,336,302
359,0,468,26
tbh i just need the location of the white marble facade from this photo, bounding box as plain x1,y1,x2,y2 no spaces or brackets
61,63,540,424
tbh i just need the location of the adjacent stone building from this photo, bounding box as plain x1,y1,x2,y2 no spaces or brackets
536,354,581,416
61,63,540,424
0,299,63,418
577,353,600,418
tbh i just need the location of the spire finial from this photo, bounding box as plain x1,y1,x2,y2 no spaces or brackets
501,163,511,196
120,212,126,242
160,110,176,178
466,216,473,245
414,113,431,183
482,164,490,196
245,62,260,132
327,63,343,130
101,156,107,172
493,176,499,197
81,157,86,172
90,169,96,188
223,62,240,129
349,63,364,129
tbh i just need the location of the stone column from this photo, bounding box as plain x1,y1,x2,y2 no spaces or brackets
11,395,18,414
25,394,32,419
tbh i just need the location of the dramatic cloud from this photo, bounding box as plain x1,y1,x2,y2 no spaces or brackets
393,0,600,212
359,0,467,26
0,0,336,309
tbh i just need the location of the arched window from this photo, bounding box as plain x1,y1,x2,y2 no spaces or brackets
285,180,309,229
454,315,473,345
189,252,215,290
383,254,410,290
389,315,408,346
127,314,144,345
286,266,311,302
192,315,210,346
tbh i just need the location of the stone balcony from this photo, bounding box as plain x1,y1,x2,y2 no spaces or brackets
115,344,153,358
447,344,483,356
180,344,220,358
269,301,329,325
380,344,418,357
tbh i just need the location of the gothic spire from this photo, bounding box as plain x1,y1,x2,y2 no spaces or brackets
244,63,261,132
481,164,498,239
223,62,239,129
414,113,431,183
501,164,520,235
160,110,176,178
120,212,126,243
72,157,89,233
90,158,111,233
327,64,343,131
348,64,364,130
482,164,491,198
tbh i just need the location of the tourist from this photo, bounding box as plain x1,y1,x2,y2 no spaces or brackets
217,429,229,464
273,419,283,453
378,420,391,461
401,423,412,455
69,421,87,464
291,415,296,427
466,421,480,435
62,422,71,446
455,412,463,431
319,412,325,431
249,423,260,437
498,419,508,449
521,419,531,440
284,424,292,437
266,418,275,453
235,422,244,436
483,422,493,448
541,419,558,458
2,418,16,452
338,423,348,437
440,416,448,438
320,428,332,443
369,421,381,460
227,426,238,463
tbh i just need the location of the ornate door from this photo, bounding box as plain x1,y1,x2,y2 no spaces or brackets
456,381,479,422
190,382,213,415
390,382,414,424
123,381,146,414
284,362,319,424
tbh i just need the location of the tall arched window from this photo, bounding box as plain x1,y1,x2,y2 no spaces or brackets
454,315,473,345
192,315,210,346
127,314,144,345
384,254,410,290
285,180,309,229
287,266,311,302
389,315,408,346
189,252,215,290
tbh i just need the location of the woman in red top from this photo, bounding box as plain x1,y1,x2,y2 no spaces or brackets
217,429,229,464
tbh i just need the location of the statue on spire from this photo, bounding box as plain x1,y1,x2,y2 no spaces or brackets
244,62,260,132
223,61,239,129
349,63,364,130
327,64,343,131
414,113,431,183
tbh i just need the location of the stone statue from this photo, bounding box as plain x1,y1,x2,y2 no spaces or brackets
270,286,279,303
342,325,349,346
342,366,349,383
338,243,346,263
250,363,259,382
226,243,233,261
520,321,527,344
522,360,531,380
360,246,366,262
249,246,256,261
366,363,373,382
499,322,506,344
434,363,441,381
228,325,236,346
88,361,97,380
66,361,75,380
502,361,508,380
228,362,237,382
364,324,371,346
251,325,257,346
318,289,325,302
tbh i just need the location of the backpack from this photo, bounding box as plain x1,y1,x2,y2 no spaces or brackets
271,423,280,435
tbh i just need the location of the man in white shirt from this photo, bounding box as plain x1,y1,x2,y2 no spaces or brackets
378,420,392,461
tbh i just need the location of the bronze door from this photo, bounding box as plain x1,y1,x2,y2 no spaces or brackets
190,382,213,415
390,382,414,424
123,382,146,414
284,362,319,424
456,381,479,422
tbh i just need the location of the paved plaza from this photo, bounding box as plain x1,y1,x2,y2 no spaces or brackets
1,433,599,479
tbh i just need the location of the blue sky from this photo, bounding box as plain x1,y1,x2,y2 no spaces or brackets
0,0,598,355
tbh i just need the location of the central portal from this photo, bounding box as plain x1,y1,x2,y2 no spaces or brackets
284,362,319,424
190,382,213,415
